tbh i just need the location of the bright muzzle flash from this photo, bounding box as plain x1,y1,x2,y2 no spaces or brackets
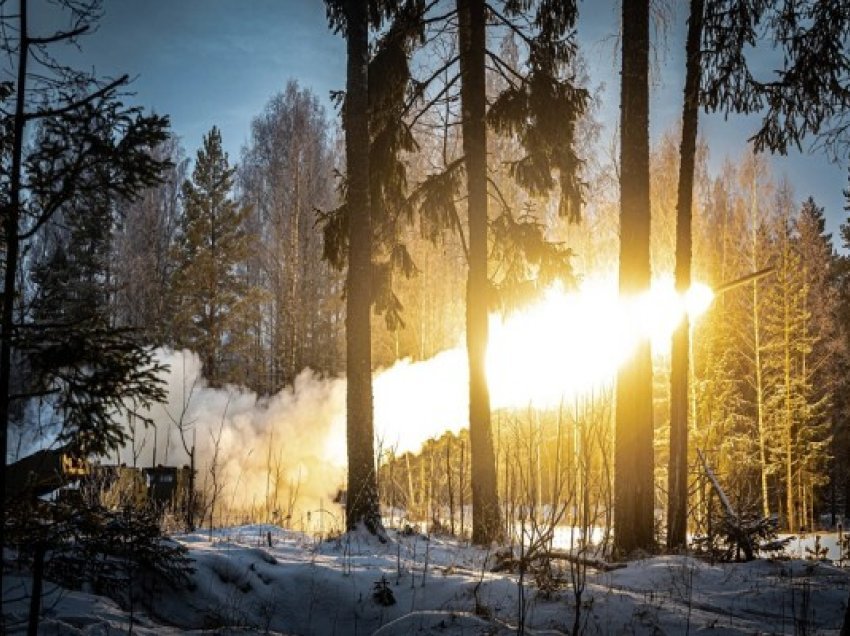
485,275,714,409
351,275,717,459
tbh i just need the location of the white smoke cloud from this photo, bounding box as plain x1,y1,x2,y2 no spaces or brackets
115,350,342,524
117,348,470,527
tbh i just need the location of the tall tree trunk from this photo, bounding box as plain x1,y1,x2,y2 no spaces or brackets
754,279,770,518
187,444,196,531
344,1,381,534
291,161,301,380
459,437,466,535
614,0,655,556
748,171,771,520
782,231,796,533
27,541,45,636
667,0,704,551
844,457,850,520
458,0,501,545
1,0,30,615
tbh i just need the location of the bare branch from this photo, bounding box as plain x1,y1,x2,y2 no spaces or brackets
26,24,89,45
23,74,127,121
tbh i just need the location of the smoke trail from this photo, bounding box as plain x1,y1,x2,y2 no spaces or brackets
18,276,711,526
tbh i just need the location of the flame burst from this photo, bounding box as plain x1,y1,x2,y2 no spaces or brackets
368,275,713,455
487,274,713,409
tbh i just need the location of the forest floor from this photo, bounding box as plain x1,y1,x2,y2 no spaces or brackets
4,524,850,634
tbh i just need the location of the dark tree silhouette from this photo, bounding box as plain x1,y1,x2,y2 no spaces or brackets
412,0,587,544
667,0,705,551
614,0,655,556
325,0,384,534
457,0,501,545
0,0,171,621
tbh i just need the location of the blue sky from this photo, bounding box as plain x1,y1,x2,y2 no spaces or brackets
22,0,850,247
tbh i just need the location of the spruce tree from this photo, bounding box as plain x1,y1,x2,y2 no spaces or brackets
413,0,587,545
324,0,387,535
170,127,259,386
793,197,839,529
838,168,850,520
1,1,173,618
762,188,811,532
30,158,114,326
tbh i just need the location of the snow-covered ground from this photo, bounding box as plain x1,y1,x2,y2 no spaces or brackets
4,525,850,634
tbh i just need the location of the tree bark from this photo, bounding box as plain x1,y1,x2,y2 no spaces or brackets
187,445,196,531
667,0,704,551
344,0,381,534
614,0,655,557
27,541,45,636
458,0,501,545
1,0,30,615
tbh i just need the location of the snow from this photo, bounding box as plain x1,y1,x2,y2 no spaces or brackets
4,525,850,634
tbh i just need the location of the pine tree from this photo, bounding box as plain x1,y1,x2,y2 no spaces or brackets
762,187,812,532
30,149,115,327
669,0,850,548
793,197,838,529
170,127,260,387
417,0,587,545
322,0,586,542
743,160,775,522
1,0,172,610
702,0,850,156
16,116,170,461
456,0,501,545
1,4,175,622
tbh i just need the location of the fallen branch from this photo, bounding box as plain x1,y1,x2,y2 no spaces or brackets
545,551,627,571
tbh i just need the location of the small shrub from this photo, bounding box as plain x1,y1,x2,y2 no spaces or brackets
804,535,829,561
373,576,396,606
534,565,566,599
399,523,421,536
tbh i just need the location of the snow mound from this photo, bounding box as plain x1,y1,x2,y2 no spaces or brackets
6,525,850,634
